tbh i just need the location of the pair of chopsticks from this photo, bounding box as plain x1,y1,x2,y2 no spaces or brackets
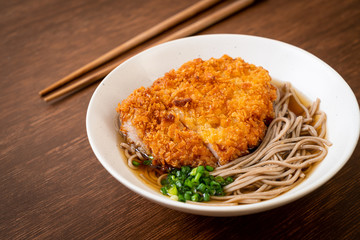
40,0,254,102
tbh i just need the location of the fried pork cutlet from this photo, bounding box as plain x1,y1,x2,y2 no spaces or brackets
117,55,277,167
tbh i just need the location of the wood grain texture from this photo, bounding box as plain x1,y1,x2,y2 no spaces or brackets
0,0,359,239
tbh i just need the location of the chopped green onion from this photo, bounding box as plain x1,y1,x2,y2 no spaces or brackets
168,185,178,196
203,192,210,201
197,165,205,173
178,194,185,202
170,195,178,201
205,166,214,172
210,181,221,188
143,160,152,165
203,177,211,185
215,176,225,184
160,178,167,185
181,166,190,174
160,165,234,203
194,172,202,182
175,180,182,188
197,183,207,193
184,178,193,188
184,191,192,200
189,167,197,176
225,177,234,184
191,193,200,202
132,160,140,166
160,187,167,195
209,188,216,195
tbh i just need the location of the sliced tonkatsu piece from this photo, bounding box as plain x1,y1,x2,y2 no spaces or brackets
151,55,277,165
116,87,217,168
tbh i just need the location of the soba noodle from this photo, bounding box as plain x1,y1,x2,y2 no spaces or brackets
117,82,331,205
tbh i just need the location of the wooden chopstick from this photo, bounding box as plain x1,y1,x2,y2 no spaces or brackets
43,63,118,102
155,0,254,45
39,0,221,96
43,0,255,102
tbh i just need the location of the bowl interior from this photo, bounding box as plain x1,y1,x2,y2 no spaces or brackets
86,34,360,216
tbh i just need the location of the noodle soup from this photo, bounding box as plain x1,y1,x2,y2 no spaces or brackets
116,81,330,205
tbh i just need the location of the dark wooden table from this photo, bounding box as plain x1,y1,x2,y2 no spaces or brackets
1,0,359,239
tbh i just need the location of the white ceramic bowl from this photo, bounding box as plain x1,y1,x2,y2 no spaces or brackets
86,34,360,216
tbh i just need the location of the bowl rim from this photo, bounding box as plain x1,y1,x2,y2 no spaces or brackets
86,34,360,216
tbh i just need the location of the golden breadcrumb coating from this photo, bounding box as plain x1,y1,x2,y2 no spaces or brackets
117,55,277,167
